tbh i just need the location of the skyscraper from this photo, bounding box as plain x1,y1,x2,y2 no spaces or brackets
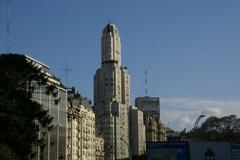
94,23,130,160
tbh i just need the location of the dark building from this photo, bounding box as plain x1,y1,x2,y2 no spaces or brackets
135,96,160,121
27,55,67,160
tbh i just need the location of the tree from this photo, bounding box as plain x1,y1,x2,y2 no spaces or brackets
132,154,147,160
187,115,240,141
0,54,54,159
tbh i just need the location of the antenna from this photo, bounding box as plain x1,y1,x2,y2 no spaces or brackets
60,54,73,88
60,68,72,88
6,0,10,53
145,69,148,96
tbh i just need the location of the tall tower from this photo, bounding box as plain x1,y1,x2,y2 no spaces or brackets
94,23,130,160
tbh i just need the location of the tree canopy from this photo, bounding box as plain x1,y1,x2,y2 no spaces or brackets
187,115,240,141
0,54,53,160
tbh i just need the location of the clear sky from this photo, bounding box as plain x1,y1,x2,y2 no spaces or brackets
1,0,240,130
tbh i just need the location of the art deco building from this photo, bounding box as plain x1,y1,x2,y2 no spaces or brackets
28,56,67,160
129,106,146,157
94,23,130,160
67,88,96,160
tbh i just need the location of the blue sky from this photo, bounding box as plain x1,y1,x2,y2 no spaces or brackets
1,0,240,130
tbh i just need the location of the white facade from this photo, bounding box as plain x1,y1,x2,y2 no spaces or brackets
67,91,96,160
129,106,146,156
94,23,130,160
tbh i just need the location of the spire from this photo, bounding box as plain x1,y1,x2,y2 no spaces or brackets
102,23,119,35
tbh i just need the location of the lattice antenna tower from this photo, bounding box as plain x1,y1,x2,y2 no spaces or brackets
60,67,72,89
60,54,73,89
145,68,148,96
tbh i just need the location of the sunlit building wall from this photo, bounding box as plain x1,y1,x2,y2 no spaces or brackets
67,89,96,160
95,136,104,160
129,106,146,156
145,114,166,142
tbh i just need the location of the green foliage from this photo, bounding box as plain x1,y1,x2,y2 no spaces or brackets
0,144,15,160
187,115,240,141
0,54,53,159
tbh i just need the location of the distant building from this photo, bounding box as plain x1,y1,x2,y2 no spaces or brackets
135,96,166,142
28,55,67,160
94,23,130,160
145,114,166,142
67,88,96,160
95,136,104,160
158,121,166,141
135,96,160,121
129,106,146,157
145,114,159,142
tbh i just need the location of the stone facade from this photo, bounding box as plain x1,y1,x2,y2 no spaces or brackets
95,136,104,160
67,89,96,160
145,114,166,142
158,121,166,141
94,23,130,160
